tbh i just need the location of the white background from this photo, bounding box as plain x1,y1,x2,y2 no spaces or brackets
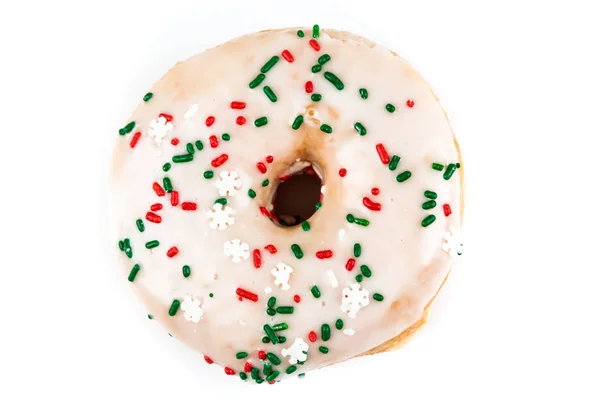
1,0,599,399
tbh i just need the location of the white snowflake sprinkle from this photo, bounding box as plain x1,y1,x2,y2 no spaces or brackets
326,269,338,288
271,262,294,290
215,170,242,196
205,203,235,230
343,328,356,336
281,338,309,365
341,283,370,319
184,104,198,120
180,295,204,323
223,239,250,263
442,228,463,257
147,116,173,146
264,287,272,294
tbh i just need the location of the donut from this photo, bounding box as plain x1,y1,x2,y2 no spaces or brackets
111,25,464,384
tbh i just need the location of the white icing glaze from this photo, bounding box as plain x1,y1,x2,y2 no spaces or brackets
111,27,463,382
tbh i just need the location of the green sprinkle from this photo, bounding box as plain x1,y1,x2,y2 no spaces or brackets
266,308,276,316
185,143,194,155
286,365,297,374
118,240,124,251
263,324,278,344
266,371,280,382
260,56,280,73
311,64,322,73
422,200,437,210
320,124,332,134
360,265,372,277
354,218,370,226
128,264,141,282
335,319,344,330
354,122,367,136
221,133,231,141
421,214,436,227
389,155,401,171
301,221,310,231
266,352,281,365
373,293,385,301
443,163,457,180
263,86,278,102
432,163,444,171
319,346,329,354
353,243,362,258
272,322,289,331
346,213,355,223
324,71,344,90
456,162,461,168
255,378,264,384
311,93,322,102
359,88,368,99
162,177,172,193
215,198,227,206
312,24,320,38
195,140,204,151
299,373,306,379
254,116,268,127
236,351,248,359
239,372,248,380
182,265,191,278
321,324,331,341
172,154,193,163
209,293,214,298
119,121,135,135
143,92,153,102
355,275,363,282
267,296,277,308
251,367,259,380
145,240,159,249
148,314,153,319
248,189,256,198
315,202,322,210
123,238,133,258
424,190,438,199
168,300,180,316
297,30,305,38
276,306,294,314
386,103,396,113
318,54,331,65
262,336,270,343
136,219,145,232
262,179,269,187
249,73,266,89
263,363,272,377
291,244,303,259
396,171,412,182
203,171,214,179
278,336,287,343
292,115,304,130
311,285,321,298
162,163,171,172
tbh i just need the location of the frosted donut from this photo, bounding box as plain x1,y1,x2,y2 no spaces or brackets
111,25,464,383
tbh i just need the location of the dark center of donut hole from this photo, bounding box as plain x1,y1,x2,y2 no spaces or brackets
271,168,322,227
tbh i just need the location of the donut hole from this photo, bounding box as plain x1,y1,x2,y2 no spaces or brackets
271,167,322,227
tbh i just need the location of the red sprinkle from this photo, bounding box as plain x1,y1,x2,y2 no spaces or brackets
268,380,276,385
204,355,213,364
260,207,270,217
170,138,180,146
170,191,179,206
205,116,215,127
363,197,382,211
253,249,262,268
231,101,246,110
345,258,356,271
406,99,415,108
129,131,141,148
375,143,390,164
443,204,452,216
150,203,163,211
338,168,347,177
305,81,314,93
293,295,301,303
158,113,173,122
258,350,266,360
146,212,162,223
264,244,277,254
257,162,267,174
309,39,320,51
278,174,291,181
236,288,258,302
371,187,380,196
209,135,218,148
316,250,334,259
244,362,253,373
282,49,294,62
266,155,274,163
224,367,235,375
152,182,165,197
181,202,197,211
166,246,179,258
236,116,246,125
308,331,317,342
211,154,229,168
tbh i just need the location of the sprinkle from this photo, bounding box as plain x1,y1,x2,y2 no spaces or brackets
145,212,161,223
231,101,246,109
323,72,344,90
315,202,322,210
316,250,333,259
266,371,280,382
359,88,368,99
396,171,412,182
127,264,140,282
276,306,294,314
338,168,347,177
152,182,165,197
388,155,400,171
224,367,235,375
248,189,256,198
162,177,173,193
354,122,367,136
148,314,153,319
267,296,276,308
253,249,262,268
371,188,380,196
422,200,436,210
292,115,304,130
256,162,267,174
424,190,438,199
286,365,297,374
311,93,322,102
209,135,218,148
254,117,268,127
375,144,390,164
143,92,153,102
318,54,331,65
282,49,294,63
214,198,227,206
261,179,270,187
343,328,355,336
244,362,253,373
145,240,159,249
354,218,370,226
362,197,382,211
122,239,132,258
305,81,313,93
158,113,173,122
186,143,195,155
204,356,213,364
260,207,270,217
129,131,141,148
421,214,436,227
239,372,247,380
320,124,332,133
264,244,277,254
166,246,179,258
308,331,317,342
297,30,304,37
353,243,362,257
263,324,278,344
346,213,355,223
171,138,180,146
273,323,289,333
293,295,301,303
266,155,274,163
182,265,191,277
360,265,372,277
261,56,279,73
236,116,246,125
119,121,135,136
311,65,322,73
310,285,321,298
457,163,461,168
355,275,363,282
407,99,415,107
263,86,278,102
195,140,204,150
312,24,320,38
221,133,230,141
345,258,356,271
136,219,145,232
386,103,396,113
309,39,320,51
168,300,180,316
326,269,338,288
209,293,214,298
251,366,260,379
335,319,344,330
319,346,329,354
291,244,304,259
443,163,457,180
321,324,331,341
205,116,215,127
249,74,266,89
236,352,248,359
211,154,229,168
182,202,197,211
266,308,276,316
237,288,259,302
162,163,171,172
432,163,444,171
172,154,193,163
443,204,452,216
301,221,310,231
373,293,384,301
